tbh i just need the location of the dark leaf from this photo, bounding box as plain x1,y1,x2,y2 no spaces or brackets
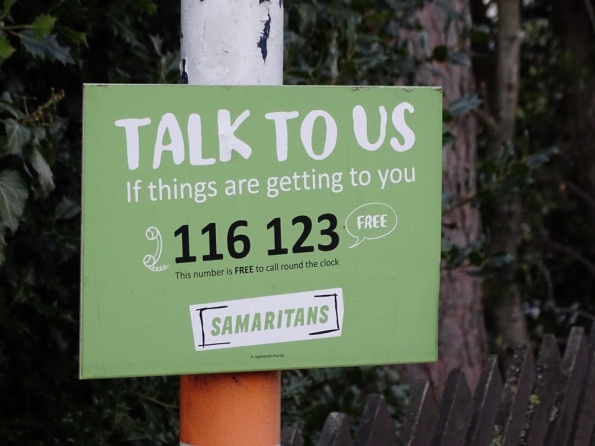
29,148,55,196
19,31,74,64
447,51,471,67
0,100,24,119
470,25,491,43
56,26,88,46
527,146,559,168
0,169,28,233
485,253,515,267
55,197,80,220
3,118,31,154
448,94,481,116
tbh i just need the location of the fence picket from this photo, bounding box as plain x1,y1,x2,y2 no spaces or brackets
571,322,595,446
397,379,438,446
282,426,304,446
521,334,561,446
490,344,535,446
430,369,473,446
354,394,396,446
318,412,355,446
465,355,503,446
287,326,595,446
545,327,589,446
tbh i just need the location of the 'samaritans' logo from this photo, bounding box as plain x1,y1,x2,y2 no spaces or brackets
189,288,344,351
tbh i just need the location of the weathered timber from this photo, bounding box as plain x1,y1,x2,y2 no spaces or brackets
282,426,304,446
318,412,354,446
573,350,595,446
354,394,396,446
490,344,535,446
398,379,439,446
571,321,595,446
546,327,589,446
430,369,474,446
520,334,561,446
465,355,503,446
299,326,595,446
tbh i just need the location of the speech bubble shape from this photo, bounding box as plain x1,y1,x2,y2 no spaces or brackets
345,203,397,248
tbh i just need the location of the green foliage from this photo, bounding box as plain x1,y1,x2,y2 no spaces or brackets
282,367,407,445
284,0,425,85
468,0,595,343
0,169,28,232
0,0,181,444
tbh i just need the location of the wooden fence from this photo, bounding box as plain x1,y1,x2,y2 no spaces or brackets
281,324,595,446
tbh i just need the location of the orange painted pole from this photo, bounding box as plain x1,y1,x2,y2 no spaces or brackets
179,372,281,446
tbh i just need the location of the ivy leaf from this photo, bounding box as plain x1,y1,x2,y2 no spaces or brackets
0,169,28,233
29,148,55,196
0,34,15,63
55,197,80,220
19,31,74,64
4,118,31,155
32,14,57,39
0,100,24,119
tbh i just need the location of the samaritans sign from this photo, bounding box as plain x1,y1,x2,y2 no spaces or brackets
80,85,442,378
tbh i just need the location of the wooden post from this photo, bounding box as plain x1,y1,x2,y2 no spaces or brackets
179,1,283,445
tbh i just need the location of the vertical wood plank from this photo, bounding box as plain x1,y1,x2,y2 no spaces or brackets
572,322,595,446
572,349,595,446
465,356,503,446
397,380,439,446
355,394,396,446
545,327,589,446
490,344,535,446
282,426,304,446
520,334,562,446
318,412,355,446
430,369,474,446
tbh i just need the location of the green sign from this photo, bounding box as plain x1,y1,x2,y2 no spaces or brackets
80,85,442,378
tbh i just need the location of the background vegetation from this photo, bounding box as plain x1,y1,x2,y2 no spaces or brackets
1,0,594,444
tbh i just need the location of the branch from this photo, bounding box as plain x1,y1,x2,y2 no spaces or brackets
442,194,478,216
545,238,595,278
538,261,555,309
132,391,179,410
493,0,522,150
21,89,65,126
583,0,595,36
564,180,595,211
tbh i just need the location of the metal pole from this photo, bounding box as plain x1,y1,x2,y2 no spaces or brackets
179,1,283,445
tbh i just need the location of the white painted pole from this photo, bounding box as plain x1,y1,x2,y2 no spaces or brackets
179,1,283,445
180,0,283,86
